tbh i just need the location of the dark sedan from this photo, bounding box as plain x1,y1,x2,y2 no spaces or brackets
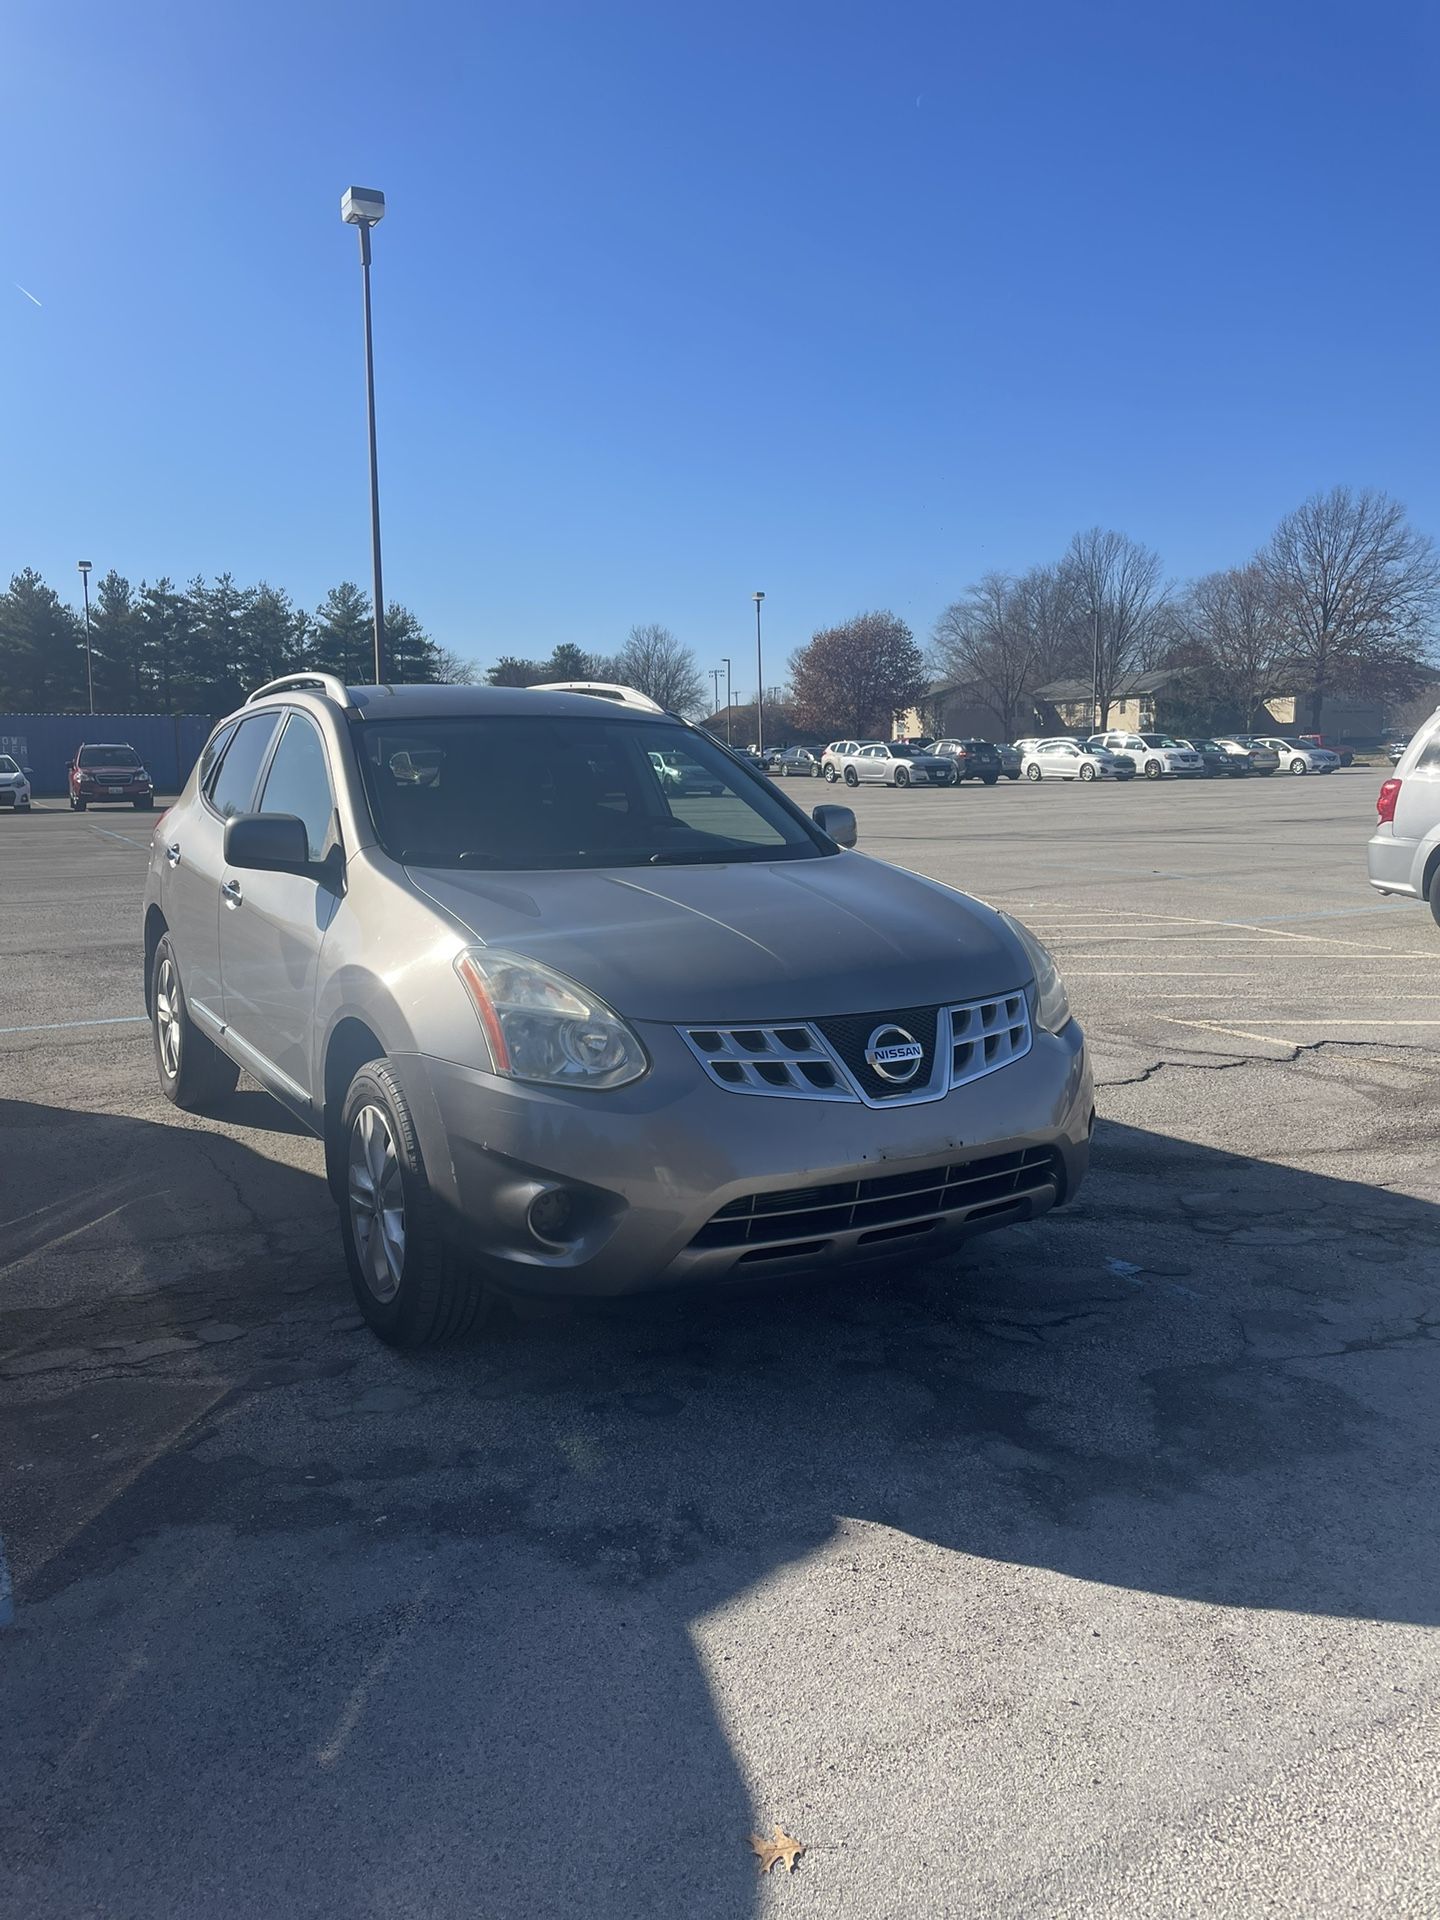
769,746,823,778
930,738,1003,785
1179,737,1254,777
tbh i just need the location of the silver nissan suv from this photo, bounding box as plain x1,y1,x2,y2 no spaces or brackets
142,676,1092,1345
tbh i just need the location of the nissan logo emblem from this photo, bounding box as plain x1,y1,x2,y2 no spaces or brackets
864,1024,925,1084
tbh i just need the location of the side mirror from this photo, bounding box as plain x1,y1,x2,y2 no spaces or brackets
812,803,857,849
22,768,33,779
224,812,312,874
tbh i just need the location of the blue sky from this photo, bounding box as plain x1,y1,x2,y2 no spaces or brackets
4,0,1437,682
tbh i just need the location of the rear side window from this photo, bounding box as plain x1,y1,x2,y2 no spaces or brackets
209,714,280,819
1413,731,1440,774
199,723,237,794
257,715,335,859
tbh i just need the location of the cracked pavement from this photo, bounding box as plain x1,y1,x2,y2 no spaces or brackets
2,775,1438,1918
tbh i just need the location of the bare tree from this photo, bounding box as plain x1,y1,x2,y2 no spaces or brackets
431,645,480,685
1179,565,1287,728
1261,487,1440,728
1063,528,1169,728
932,573,1038,739
615,624,706,714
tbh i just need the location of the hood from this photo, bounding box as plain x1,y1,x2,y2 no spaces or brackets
407,853,1031,1023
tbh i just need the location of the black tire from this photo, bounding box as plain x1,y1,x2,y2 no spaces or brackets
1079,763,1096,782
894,767,910,789
1428,866,1440,931
1144,760,1163,780
133,796,153,810
844,766,859,788
1005,770,1020,780
151,932,240,1111
825,765,839,783
339,1060,483,1347
72,796,86,811
1025,763,1042,782
1289,758,1307,775
983,774,998,786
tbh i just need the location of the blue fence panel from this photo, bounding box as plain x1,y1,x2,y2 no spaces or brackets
0,713,217,796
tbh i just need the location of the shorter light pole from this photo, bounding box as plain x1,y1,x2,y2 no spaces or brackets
753,591,765,757
709,668,723,717
77,560,94,713
721,657,732,743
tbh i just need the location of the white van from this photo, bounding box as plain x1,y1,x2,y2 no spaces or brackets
1368,705,1440,923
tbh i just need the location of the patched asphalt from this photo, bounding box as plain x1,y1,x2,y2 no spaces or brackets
2,773,1437,1919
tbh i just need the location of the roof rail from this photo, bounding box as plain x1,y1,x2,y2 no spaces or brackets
247,673,359,715
527,680,665,714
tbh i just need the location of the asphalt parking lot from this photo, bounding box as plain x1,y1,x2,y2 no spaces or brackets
3,774,1438,1919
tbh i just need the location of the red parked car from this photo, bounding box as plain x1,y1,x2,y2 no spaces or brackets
68,742,155,810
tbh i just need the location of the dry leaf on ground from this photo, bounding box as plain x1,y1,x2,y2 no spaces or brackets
749,1824,806,1873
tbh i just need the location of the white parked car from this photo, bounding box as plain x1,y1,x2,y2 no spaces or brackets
1249,735,1339,775
1023,739,1129,783
0,754,32,811
1368,704,1440,922
1089,732,1204,780
830,741,957,789
821,739,880,781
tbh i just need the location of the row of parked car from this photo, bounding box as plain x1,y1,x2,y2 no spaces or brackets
763,731,1347,788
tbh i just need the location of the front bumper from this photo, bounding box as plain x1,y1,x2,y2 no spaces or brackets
392,1018,1093,1297
0,788,28,807
74,781,152,802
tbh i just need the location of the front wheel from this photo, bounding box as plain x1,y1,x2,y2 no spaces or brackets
1079,763,1096,782
151,934,239,1110
340,1061,484,1347
844,766,859,788
71,796,86,811
1025,764,1042,782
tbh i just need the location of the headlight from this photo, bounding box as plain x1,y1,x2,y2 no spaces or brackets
997,913,1072,1035
454,949,648,1090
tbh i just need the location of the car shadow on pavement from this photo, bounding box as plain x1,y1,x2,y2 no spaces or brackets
2,1094,1437,1918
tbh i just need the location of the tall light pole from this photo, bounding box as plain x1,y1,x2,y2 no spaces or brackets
341,186,387,684
753,591,765,757
709,668,723,717
77,560,94,713
721,657,732,743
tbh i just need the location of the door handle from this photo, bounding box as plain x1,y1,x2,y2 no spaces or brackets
221,878,243,908
165,842,181,868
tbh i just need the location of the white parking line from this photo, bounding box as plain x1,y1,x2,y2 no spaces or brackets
87,825,153,850
1161,1015,1440,1047
0,1015,148,1036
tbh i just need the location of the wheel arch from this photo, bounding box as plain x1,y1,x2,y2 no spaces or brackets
322,1016,388,1199
143,905,168,1015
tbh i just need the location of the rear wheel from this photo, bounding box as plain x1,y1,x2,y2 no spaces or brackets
1289,758,1307,774
1428,866,1440,930
824,765,839,783
894,767,910,789
151,934,239,1110
340,1061,484,1347
1144,760,1163,780
1025,764,1042,782
844,766,859,788
983,774,998,786
1079,763,1096,782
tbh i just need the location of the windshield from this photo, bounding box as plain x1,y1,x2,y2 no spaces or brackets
1141,735,1182,749
356,717,833,870
0,756,18,774
77,745,138,765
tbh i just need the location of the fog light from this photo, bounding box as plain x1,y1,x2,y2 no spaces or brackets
527,1187,574,1245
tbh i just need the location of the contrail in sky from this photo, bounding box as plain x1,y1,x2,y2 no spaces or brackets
15,284,42,306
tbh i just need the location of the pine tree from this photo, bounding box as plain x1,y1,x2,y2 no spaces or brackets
385,601,442,683
135,579,193,713
241,584,310,689
0,569,85,708
88,571,146,711
311,583,373,683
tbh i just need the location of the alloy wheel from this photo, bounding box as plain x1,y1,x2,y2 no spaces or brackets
155,957,182,1079
348,1104,407,1304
